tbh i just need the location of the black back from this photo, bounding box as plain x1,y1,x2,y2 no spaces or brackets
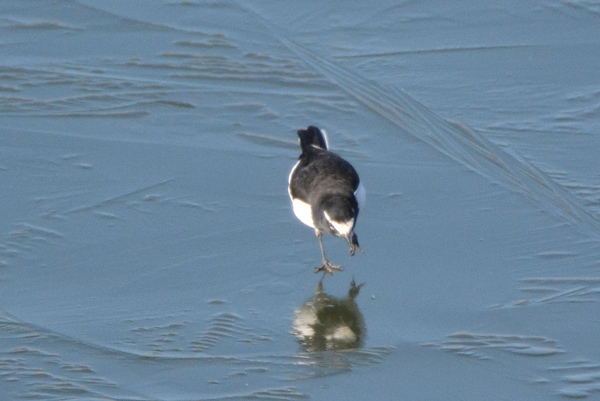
291,129,360,205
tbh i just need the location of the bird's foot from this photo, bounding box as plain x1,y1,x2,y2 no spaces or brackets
315,259,343,275
349,279,365,299
349,233,363,256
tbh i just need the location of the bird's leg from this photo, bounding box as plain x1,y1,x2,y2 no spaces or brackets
348,278,365,299
314,229,343,274
316,275,324,293
348,232,363,256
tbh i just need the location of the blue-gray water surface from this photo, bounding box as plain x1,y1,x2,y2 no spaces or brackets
1,1,600,400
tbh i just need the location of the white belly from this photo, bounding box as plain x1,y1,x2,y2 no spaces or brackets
292,197,315,228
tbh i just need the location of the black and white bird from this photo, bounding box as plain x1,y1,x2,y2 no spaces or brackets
288,126,365,274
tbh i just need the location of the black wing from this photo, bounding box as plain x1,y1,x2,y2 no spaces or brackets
290,147,359,203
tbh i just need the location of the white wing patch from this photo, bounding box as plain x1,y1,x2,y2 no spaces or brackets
354,182,366,208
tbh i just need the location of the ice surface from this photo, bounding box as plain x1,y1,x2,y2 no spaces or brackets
1,0,599,400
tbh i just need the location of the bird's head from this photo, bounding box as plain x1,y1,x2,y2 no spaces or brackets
317,194,359,244
324,212,355,246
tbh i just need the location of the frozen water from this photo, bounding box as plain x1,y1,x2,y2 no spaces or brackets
1,0,599,399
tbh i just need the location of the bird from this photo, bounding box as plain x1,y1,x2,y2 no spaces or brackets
288,126,365,274
292,278,366,351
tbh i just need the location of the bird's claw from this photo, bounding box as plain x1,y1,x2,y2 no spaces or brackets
315,260,343,275
349,233,363,256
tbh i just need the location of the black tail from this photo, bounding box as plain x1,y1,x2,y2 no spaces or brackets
297,126,328,152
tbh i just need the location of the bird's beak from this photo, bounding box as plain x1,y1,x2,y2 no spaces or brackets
344,232,353,246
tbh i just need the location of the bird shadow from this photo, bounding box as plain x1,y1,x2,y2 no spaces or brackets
291,278,366,352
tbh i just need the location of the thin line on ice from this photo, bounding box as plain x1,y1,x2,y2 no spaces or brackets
235,2,600,241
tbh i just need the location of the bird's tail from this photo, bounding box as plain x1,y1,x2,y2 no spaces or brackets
298,126,329,152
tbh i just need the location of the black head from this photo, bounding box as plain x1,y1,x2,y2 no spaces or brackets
297,126,329,151
314,194,359,240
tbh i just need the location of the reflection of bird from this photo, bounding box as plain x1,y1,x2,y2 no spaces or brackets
288,126,365,274
292,279,366,352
